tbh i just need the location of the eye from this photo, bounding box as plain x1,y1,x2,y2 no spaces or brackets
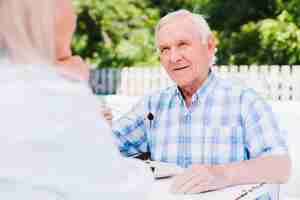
178,41,188,48
160,47,170,54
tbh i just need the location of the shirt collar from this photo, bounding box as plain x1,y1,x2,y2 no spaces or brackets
173,70,217,104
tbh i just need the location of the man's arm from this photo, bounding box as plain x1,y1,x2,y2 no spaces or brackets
225,154,291,184
171,154,291,194
108,97,150,157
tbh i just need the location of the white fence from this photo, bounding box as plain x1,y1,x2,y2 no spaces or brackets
90,65,300,101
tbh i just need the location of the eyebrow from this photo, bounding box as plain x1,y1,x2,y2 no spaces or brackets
158,44,169,49
177,39,189,44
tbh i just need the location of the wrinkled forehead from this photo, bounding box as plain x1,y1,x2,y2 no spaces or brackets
158,12,194,30
157,16,200,45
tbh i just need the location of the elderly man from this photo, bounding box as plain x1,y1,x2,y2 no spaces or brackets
111,10,290,198
54,0,89,81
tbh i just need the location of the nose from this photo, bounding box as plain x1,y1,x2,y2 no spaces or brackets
169,48,182,63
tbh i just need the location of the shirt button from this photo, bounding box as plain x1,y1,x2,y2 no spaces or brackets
185,113,191,120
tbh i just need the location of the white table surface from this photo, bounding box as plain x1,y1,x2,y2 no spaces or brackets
147,178,272,200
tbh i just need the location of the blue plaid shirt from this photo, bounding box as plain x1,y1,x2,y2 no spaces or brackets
112,72,288,170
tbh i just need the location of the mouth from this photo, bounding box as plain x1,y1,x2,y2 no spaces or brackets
173,66,189,71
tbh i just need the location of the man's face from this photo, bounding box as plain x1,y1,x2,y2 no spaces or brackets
157,16,215,88
54,0,77,60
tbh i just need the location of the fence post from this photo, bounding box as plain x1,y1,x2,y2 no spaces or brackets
248,65,263,97
269,65,280,101
128,67,137,96
230,65,239,73
218,65,229,78
160,67,169,89
118,68,127,95
143,67,152,95
260,65,271,99
150,67,159,92
280,65,292,101
107,68,114,94
239,65,249,79
89,68,100,94
292,65,300,101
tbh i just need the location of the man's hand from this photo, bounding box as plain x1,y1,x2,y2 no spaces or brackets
171,164,230,194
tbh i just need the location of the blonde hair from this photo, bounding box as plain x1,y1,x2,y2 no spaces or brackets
0,0,55,64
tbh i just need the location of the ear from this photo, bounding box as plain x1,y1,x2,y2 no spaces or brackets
207,34,216,57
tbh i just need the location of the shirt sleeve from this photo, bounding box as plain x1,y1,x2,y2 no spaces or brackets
241,89,289,159
112,96,150,157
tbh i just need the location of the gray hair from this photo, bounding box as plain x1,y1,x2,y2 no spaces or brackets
154,9,216,65
155,10,212,49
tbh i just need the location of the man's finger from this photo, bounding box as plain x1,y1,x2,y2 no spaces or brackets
174,174,207,194
171,171,199,193
185,182,214,194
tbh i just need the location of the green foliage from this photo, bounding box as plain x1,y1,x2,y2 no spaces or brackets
195,0,283,31
286,0,300,24
72,0,160,68
217,10,300,65
72,0,300,67
150,0,208,16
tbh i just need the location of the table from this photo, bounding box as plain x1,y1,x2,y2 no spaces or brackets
147,178,276,200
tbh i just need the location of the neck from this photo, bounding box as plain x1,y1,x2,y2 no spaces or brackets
179,76,206,108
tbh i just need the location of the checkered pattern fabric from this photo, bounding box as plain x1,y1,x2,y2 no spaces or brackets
112,72,288,169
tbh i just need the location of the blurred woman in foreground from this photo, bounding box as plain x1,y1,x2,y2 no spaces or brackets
0,0,152,199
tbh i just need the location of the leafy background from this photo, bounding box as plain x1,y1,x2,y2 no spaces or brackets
72,0,300,68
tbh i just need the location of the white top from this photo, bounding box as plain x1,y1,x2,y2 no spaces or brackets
0,61,153,200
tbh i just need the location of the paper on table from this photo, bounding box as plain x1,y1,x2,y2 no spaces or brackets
145,161,185,179
148,178,267,200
